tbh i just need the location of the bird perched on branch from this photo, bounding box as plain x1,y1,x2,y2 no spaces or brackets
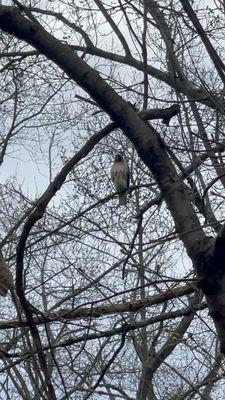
111,153,130,206
0,252,14,297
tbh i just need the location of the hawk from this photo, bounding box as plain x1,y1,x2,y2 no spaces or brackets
111,154,130,206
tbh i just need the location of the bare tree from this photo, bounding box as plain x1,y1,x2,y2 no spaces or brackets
0,1,224,399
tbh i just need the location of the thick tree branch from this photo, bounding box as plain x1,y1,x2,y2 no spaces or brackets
0,283,196,330
0,301,207,370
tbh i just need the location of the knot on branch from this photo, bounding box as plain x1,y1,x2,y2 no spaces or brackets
138,104,180,126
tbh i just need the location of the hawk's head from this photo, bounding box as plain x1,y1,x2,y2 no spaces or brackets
114,154,123,162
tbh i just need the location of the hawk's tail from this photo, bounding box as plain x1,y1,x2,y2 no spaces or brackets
119,192,127,206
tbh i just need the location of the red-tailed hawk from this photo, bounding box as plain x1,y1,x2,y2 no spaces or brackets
111,154,130,206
